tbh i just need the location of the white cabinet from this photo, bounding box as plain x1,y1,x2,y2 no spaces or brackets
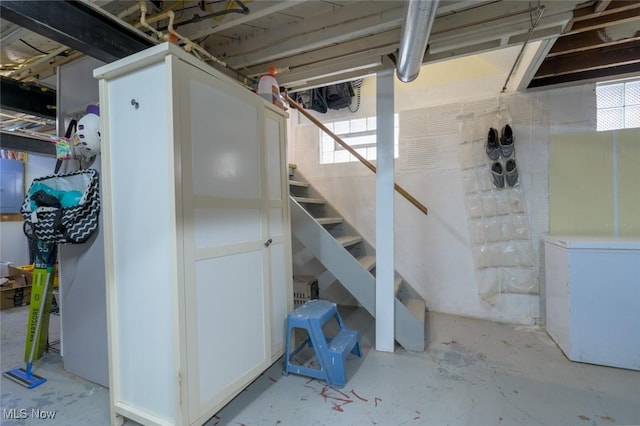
545,236,640,371
94,43,292,426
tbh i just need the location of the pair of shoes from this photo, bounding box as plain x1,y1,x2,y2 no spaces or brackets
500,124,514,158
491,159,518,189
486,128,500,160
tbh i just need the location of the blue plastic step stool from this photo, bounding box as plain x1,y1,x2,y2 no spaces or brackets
284,299,361,388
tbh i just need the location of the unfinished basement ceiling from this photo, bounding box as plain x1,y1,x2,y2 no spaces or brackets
0,0,638,134
4,0,638,89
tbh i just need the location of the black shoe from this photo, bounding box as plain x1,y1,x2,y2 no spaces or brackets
486,128,500,160
505,159,518,187
491,162,504,188
500,124,514,158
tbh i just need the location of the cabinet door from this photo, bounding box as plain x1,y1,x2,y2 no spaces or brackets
264,109,293,361
177,61,270,424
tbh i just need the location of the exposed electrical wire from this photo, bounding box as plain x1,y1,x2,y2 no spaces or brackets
194,34,211,44
501,5,545,92
19,39,49,55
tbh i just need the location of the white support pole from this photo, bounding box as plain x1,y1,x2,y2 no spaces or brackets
375,69,395,352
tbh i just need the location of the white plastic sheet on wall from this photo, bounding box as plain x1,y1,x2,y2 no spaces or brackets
458,103,539,304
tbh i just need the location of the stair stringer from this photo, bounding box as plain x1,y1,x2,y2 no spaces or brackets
290,198,375,315
394,299,426,352
289,169,427,352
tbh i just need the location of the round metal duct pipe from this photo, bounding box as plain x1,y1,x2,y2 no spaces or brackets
396,0,440,83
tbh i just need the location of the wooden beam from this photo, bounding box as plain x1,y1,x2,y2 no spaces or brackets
0,77,56,119
566,1,640,32
569,1,639,22
0,132,55,156
595,0,613,13
535,39,640,78
529,61,640,87
240,29,400,77
184,0,311,40
0,0,154,63
568,7,640,34
548,25,640,56
208,2,403,67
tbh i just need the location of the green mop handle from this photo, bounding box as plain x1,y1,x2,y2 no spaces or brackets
25,268,53,375
25,242,57,374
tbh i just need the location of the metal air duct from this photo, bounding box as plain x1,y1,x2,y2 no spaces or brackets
396,0,440,82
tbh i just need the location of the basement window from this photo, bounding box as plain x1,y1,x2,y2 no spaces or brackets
320,115,399,164
596,79,640,131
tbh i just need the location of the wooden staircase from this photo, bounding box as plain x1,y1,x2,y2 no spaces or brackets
289,167,427,352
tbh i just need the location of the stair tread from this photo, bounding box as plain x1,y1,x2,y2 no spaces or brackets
316,217,344,225
289,180,310,188
403,298,426,324
328,329,359,353
335,235,362,247
394,277,403,295
293,196,325,204
293,275,316,285
357,255,376,271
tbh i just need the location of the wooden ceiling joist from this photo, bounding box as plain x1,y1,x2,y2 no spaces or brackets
595,0,613,14
535,39,640,78
547,25,640,57
530,0,640,88
565,1,640,31
529,62,640,88
567,6,640,34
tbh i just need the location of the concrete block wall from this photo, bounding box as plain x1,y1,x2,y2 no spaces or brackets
289,76,596,325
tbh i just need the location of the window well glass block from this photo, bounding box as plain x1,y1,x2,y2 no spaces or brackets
320,114,399,164
625,105,640,129
354,147,367,158
597,107,624,131
597,84,624,109
625,81,640,106
334,150,350,163
346,134,375,147
350,118,367,133
367,117,377,130
333,120,350,135
322,135,334,152
366,147,377,161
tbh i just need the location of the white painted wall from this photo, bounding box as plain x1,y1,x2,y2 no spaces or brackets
56,56,109,387
289,52,597,325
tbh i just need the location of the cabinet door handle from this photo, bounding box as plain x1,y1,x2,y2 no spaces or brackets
264,238,273,247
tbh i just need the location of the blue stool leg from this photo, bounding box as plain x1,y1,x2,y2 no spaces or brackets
352,339,361,357
284,319,293,375
308,320,331,385
326,352,346,388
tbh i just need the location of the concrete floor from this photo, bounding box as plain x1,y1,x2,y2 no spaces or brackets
1,305,639,426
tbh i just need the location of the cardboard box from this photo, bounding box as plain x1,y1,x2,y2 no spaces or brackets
8,265,33,286
0,280,31,310
0,266,34,310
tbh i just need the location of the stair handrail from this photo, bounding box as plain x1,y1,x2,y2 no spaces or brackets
285,94,428,216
